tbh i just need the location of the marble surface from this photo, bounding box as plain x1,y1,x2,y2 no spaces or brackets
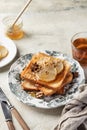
0,0,87,130
0,0,87,13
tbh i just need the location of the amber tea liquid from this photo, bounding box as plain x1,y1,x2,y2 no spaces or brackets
72,38,87,66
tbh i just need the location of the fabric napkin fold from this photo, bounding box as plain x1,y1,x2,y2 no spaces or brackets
54,84,87,130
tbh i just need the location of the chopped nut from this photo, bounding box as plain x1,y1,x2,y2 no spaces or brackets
31,62,42,73
36,91,44,98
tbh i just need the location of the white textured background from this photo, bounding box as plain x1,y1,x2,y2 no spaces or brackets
0,0,87,13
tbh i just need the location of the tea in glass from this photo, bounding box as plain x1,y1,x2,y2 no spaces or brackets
71,32,87,66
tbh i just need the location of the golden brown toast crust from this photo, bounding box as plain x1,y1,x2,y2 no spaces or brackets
21,72,73,96
39,73,73,95
56,72,73,94
20,52,73,97
21,59,71,90
21,52,64,82
21,79,38,91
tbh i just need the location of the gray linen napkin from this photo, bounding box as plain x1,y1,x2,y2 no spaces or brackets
54,84,87,130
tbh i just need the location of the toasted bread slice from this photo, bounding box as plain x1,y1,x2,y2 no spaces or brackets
21,72,73,96
21,52,64,82
21,58,71,91
56,72,73,94
38,72,73,95
22,80,38,91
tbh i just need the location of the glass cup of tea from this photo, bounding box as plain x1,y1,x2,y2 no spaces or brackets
71,32,87,79
2,15,24,40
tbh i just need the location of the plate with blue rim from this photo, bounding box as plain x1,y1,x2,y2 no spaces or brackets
8,50,85,109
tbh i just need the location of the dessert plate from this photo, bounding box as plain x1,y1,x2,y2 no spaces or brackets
0,36,17,68
8,51,85,109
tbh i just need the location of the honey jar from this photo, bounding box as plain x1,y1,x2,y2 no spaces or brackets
3,16,24,40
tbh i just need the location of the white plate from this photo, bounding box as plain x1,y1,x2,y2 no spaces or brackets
8,51,85,109
0,36,17,68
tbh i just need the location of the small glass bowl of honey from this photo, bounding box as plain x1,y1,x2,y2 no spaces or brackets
2,15,24,40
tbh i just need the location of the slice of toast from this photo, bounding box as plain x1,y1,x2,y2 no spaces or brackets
21,52,64,83
37,72,73,95
21,79,38,91
21,72,73,96
56,72,73,94
21,59,71,91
